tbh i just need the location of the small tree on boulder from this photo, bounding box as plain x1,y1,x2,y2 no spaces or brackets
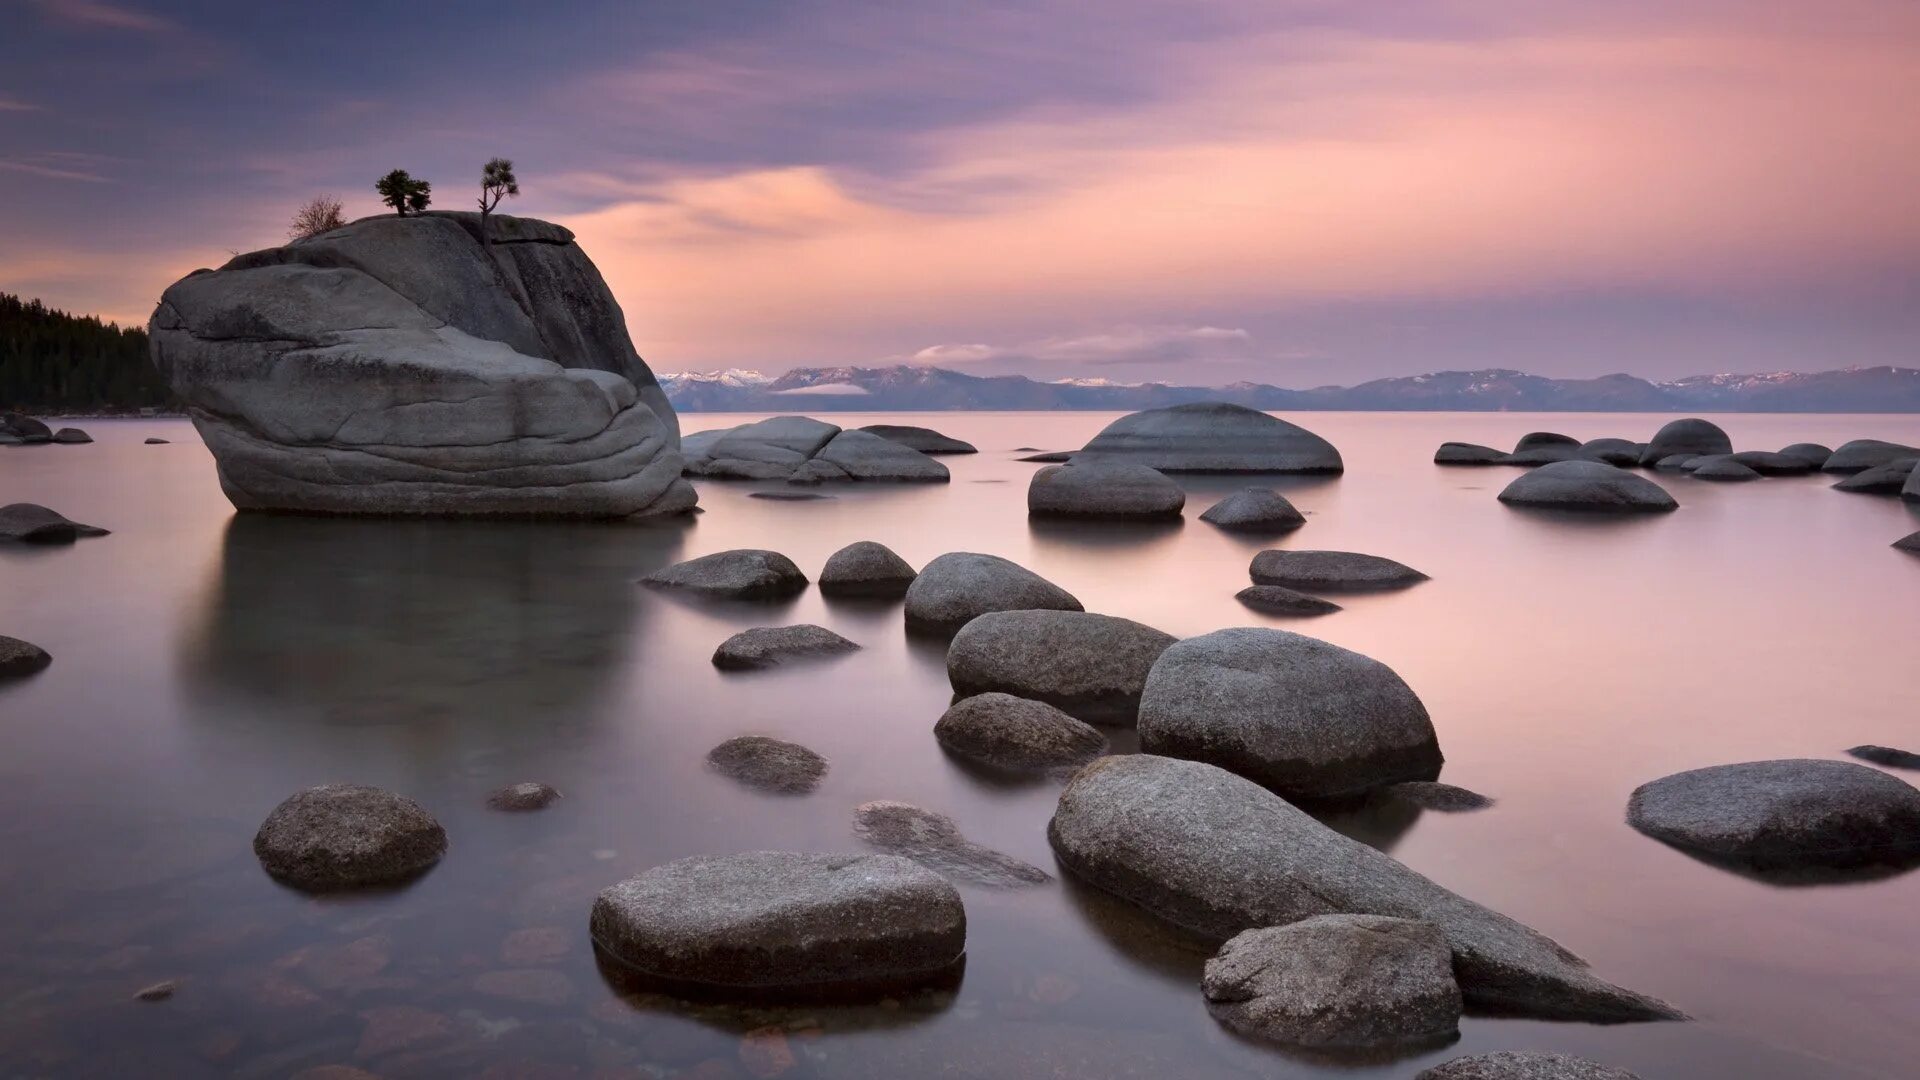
477,157,519,246
288,195,346,240
375,169,432,217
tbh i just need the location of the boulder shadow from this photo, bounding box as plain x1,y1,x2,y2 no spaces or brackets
1025,515,1185,551
1053,868,1216,987
591,940,964,1016
1640,837,1920,887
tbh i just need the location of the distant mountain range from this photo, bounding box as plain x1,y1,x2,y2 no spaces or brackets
659,364,1920,413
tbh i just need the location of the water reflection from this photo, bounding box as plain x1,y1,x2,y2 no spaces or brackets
1026,515,1186,550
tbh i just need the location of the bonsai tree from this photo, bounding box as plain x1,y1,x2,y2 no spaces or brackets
288,195,346,240
375,169,432,217
477,157,519,246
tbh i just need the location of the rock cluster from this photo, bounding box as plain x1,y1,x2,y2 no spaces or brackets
683,416,949,483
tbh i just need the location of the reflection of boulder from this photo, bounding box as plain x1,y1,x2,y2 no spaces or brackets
182,513,682,724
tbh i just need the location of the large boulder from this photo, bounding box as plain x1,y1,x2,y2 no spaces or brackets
1201,915,1461,1048
933,693,1108,770
1638,418,1731,466
1,413,52,443
711,624,859,670
1049,755,1678,1020
1027,461,1185,520
1417,1052,1642,1080
1249,549,1427,592
0,503,109,543
1433,441,1504,465
252,785,447,892
857,424,977,455
1627,759,1920,868
1832,457,1917,494
1497,460,1677,512
641,549,808,599
903,552,1082,634
147,212,692,517
947,610,1176,725
1072,402,1342,473
683,417,948,483
0,635,53,680
589,852,965,989
818,541,917,597
1822,438,1920,474
1137,628,1441,798
1198,488,1305,532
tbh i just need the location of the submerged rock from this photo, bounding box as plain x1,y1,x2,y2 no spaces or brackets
1027,461,1185,520
1417,1052,1642,1080
0,502,110,543
486,782,562,811
712,624,859,670
1138,628,1442,799
1381,781,1495,812
1073,402,1343,473
853,801,1049,886
684,417,949,483
590,852,965,989
641,549,808,599
1823,438,1920,474
1832,457,1917,494
818,541,918,597
133,980,178,1002
1199,488,1305,532
144,437,171,444
1639,418,1731,466
1628,759,1920,868
51,427,93,444
1235,584,1341,617
947,610,1175,725
1652,454,1698,471
706,736,828,794
253,785,447,892
1848,745,1920,770
1434,441,1504,465
1249,549,1428,592
1689,457,1762,482
857,424,977,455
1202,915,1461,1049
0,636,53,680
934,693,1108,771
903,552,1082,633
1497,460,1677,512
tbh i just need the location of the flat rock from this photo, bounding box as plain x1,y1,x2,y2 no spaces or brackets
1249,549,1428,592
1823,438,1920,473
642,549,808,599
0,502,110,543
706,736,828,794
589,852,965,989
1202,914,1461,1048
1639,418,1731,466
684,417,949,483
934,693,1108,770
1017,450,1074,463
1417,1051,1642,1080
1049,755,1680,1021
51,427,93,444
1381,781,1494,811
252,784,447,892
1434,441,1504,465
818,540,917,597
487,782,562,811
1496,445,1582,466
799,429,952,483
749,490,833,501
1689,457,1762,482
853,801,1049,887
903,552,1082,634
1848,745,1920,770
1628,759,1920,868
1138,628,1442,799
857,424,978,455
0,636,53,679
1073,402,1343,473
1027,461,1185,520
1199,488,1305,532
1497,460,1677,512
1513,432,1580,452
1832,457,1916,493
712,624,859,670
947,610,1175,725
1722,449,1814,475
1235,584,1341,616
144,437,171,444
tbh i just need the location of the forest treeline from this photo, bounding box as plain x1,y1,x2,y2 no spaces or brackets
0,293,174,413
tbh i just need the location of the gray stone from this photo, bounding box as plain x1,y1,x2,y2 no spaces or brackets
1638,418,1732,466
252,785,447,892
147,212,690,517
1847,745,1920,770
1778,442,1834,467
1027,461,1185,520
0,502,110,543
1513,432,1579,452
1652,454,1698,471
1907,465,1920,502
1628,759,1920,867
801,429,951,483
1434,441,1504,465
933,693,1108,770
132,980,178,1002
819,541,917,597
1690,457,1762,482
641,549,808,599
712,624,859,670
1497,460,1677,512
903,552,1082,634
947,610,1175,725
1898,530,1920,552
1823,438,1920,474
1417,1052,1642,1080
857,424,977,454
683,417,948,483
1199,488,1305,532
1202,915,1461,1048
750,490,832,501
589,852,965,989
50,427,93,444
1722,450,1814,475
1833,457,1917,494
1496,445,1581,466
1381,781,1494,811
853,801,1049,887
1249,549,1427,592
1048,755,1680,1020
1073,402,1342,473
1138,628,1442,799
1,412,52,442
706,736,828,794
1575,438,1641,466
0,635,53,680
1016,450,1074,463
144,437,171,444
1235,584,1341,617
486,782,562,811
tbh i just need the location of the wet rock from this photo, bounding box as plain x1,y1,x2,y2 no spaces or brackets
1017,450,1074,463
133,980,178,1002
857,424,977,455
145,437,171,444
1832,457,1917,494
590,852,966,989
487,782,562,811
1628,759,1920,868
355,1004,454,1059
1497,460,1677,512
1434,441,1504,465
1848,745,1920,770
903,552,1082,634
1778,442,1834,467
642,549,808,599
798,429,952,483
1138,628,1442,799
51,427,93,444
1417,1051,1642,1079
1824,438,1920,473
1689,457,1762,482
1513,432,1580,453
500,926,572,967
1575,438,1642,466
1249,549,1428,592
853,801,1049,887
0,502,110,543
1381,781,1494,812
1652,454,1697,471
1073,402,1343,473
711,624,859,670
1235,584,1342,617
1723,450,1815,475
1048,755,1679,1021
473,968,575,1006
0,635,53,679
1202,915,1461,1048
946,610,1175,725
1896,530,1920,552
1,412,53,442
818,541,917,597
1198,488,1305,532
252,784,448,892
706,736,828,794
275,934,391,989
1639,418,1731,466
1027,461,1185,520
933,693,1108,771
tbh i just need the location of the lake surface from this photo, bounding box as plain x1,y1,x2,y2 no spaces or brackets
3,411,1917,1079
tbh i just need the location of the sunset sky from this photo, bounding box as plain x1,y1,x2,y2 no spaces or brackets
3,0,1917,385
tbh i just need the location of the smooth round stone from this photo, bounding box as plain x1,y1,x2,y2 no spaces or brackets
1434,441,1504,465
1235,584,1341,617
1513,431,1579,452
1027,461,1185,520
1575,438,1642,466
487,782,562,811
933,693,1108,771
1778,442,1833,468
1199,488,1305,532
1497,460,1677,512
711,624,859,670
1690,458,1762,482
0,635,53,680
856,424,977,455
1832,458,1916,494
818,541,917,597
589,852,965,990
253,785,447,892
0,502,110,543
1202,915,1461,1048
903,552,1082,634
50,427,93,444
1822,438,1920,474
1417,1051,1642,1080
1074,402,1343,473
1381,780,1495,811
946,610,1175,725
1638,418,1731,466
641,549,808,599
1138,628,1442,799
706,736,828,794
1249,549,1427,592
1628,759,1920,867
852,801,1049,887
1847,745,1920,770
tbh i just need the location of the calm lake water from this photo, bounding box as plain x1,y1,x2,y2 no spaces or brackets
2,411,1917,1079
